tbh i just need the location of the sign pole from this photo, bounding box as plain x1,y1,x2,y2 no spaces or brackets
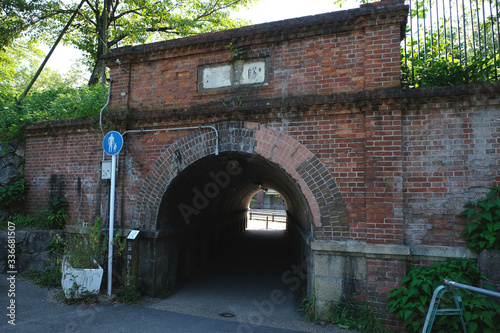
102,130,123,297
107,153,116,296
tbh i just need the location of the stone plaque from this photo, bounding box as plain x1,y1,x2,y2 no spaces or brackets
202,65,232,89
240,61,266,85
198,58,269,91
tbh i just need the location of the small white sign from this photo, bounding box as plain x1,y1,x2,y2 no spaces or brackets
127,230,140,240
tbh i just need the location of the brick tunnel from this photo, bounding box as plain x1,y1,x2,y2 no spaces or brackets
132,122,349,297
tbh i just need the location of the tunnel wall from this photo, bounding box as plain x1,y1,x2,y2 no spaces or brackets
22,0,500,328
136,210,246,295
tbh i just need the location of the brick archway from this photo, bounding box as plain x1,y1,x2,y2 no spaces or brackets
132,121,349,240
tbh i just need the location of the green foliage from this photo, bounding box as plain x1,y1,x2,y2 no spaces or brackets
301,293,389,332
388,259,500,333
0,41,85,95
402,51,500,88
65,217,107,269
47,233,65,256
0,84,107,140
327,298,390,333
0,213,48,230
64,216,124,269
45,196,68,230
229,41,246,59
1,0,256,84
0,179,28,209
117,283,141,305
458,187,500,252
300,293,318,322
24,258,62,288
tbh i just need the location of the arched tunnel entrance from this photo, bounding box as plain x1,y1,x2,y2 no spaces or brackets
132,122,350,309
155,151,312,296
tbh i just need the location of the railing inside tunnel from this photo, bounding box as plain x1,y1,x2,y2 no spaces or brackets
247,209,286,230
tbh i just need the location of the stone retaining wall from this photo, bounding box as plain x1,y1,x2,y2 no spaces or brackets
0,142,25,220
0,230,63,274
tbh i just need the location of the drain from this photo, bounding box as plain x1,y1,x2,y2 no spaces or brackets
219,312,236,318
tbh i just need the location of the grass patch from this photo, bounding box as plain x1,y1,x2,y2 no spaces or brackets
22,254,62,288
300,294,390,333
327,298,391,333
116,283,142,305
0,213,49,230
24,266,61,288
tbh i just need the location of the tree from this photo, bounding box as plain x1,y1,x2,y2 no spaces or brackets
0,41,85,96
1,0,256,85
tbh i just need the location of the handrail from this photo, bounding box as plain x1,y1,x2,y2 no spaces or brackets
443,279,500,298
422,279,500,333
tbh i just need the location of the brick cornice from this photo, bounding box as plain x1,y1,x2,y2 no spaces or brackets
23,82,500,136
103,1,408,64
121,82,500,119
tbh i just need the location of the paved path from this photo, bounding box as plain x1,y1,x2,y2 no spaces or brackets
1,230,355,333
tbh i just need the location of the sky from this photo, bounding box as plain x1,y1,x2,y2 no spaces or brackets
44,0,360,74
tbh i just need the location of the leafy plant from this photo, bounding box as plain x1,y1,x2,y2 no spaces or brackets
458,186,500,252
388,258,500,333
45,196,68,229
300,293,389,332
65,217,107,269
64,216,124,269
0,85,108,140
24,260,62,287
117,282,141,305
327,298,390,333
0,213,48,230
46,233,65,256
0,179,28,209
229,40,245,60
300,292,319,322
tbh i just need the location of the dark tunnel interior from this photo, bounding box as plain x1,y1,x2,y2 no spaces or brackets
153,151,313,291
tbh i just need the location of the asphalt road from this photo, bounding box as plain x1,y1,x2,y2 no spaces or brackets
1,229,355,333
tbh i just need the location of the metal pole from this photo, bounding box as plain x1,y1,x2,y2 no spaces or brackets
443,279,500,298
107,154,116,295
16,0,85,104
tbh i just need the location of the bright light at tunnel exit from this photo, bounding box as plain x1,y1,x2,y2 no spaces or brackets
247,189,287,230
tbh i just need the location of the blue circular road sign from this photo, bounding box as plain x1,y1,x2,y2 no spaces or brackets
103,131,123,155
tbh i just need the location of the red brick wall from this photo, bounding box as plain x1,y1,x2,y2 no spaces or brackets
104,0,407,112
24,86,500,244
402,90,500,247
23,0,500,247
20,2,500,328
24,122,104,224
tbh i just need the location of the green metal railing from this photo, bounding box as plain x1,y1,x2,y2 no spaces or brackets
422,279,500,333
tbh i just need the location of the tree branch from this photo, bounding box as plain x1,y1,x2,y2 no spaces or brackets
108,33,128,47
114,8,143,21
110,0,120,22
146,27,180,34
84,0,97,15
77,10,97,27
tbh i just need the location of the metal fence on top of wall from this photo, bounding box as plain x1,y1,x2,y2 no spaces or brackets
402,0,500,88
